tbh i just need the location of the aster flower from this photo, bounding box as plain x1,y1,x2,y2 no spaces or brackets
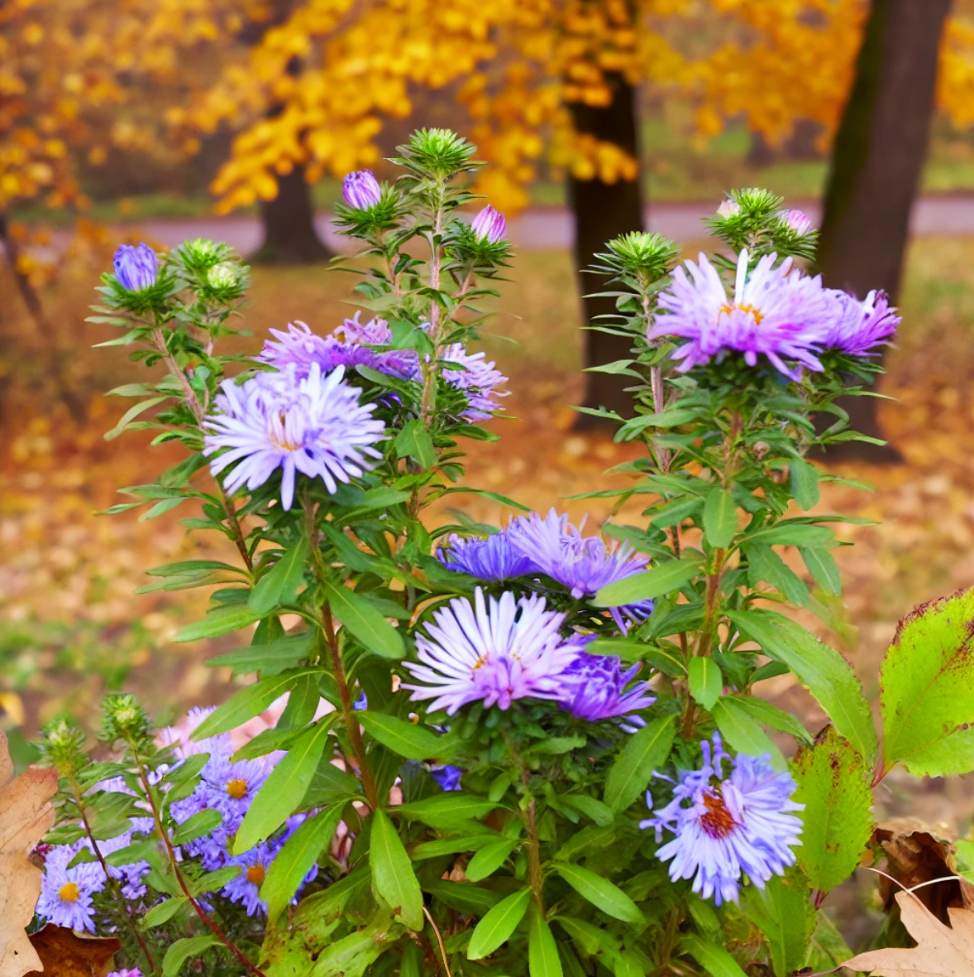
203,363,385,510
471,204,507,244
431,765,463,791
640,733,803,906
108,970,143,977
781,209,813,235
822,288,900,356
221,842,276,917
649,249,833,380
556,652,656,724
98,833,151,901
342,170,382,209
437,531,541,581
200,753,270,836
113,243,157,292
36,843,107,933
440,344,508,421
505,510,653,630
402,589,586,715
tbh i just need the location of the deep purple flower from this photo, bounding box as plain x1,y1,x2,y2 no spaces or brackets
437,532,541,581
98,833,151,900
203,363,385,510
556,652,656,724
431,765,463,791
782,209,813,235
37,843,107,933
471,204,507,244
649,249,833,380
440,344,508,421
640,733,803,906
113,243,158,291
342,170,382,209
402,589,587,715
221,842,276,917
822,288,900,356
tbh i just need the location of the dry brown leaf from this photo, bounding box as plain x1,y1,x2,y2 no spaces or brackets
843,890,974,977
23,925,120,977
0,731,58,977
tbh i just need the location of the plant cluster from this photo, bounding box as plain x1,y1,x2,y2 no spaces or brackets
27,131,974,977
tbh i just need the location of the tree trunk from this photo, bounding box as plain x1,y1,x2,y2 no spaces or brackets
252,163,331,265
568,75,645,426
817,0,950,459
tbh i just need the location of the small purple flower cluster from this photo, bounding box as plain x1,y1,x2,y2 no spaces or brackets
650,246,900,380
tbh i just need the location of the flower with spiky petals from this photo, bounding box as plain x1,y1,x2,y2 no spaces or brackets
640,733,803,906
440,344,508,421
204,363,385,510
200,753,269,836
649,249,833,380
342,170,382,209
157,705,231,761
36,843,107,933
471,204,507,244
221,842,276,917
438,532,541,581
108,970,143,977
113,243,157,291
98,833,151,900
556,652,656,725
402,589,586,715
822,289,900,356
431,765,463,791
505,510,653,630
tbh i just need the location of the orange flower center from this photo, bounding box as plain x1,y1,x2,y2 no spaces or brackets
247,864,266,886
59,882,80,903
719,302,764,324
700,791,738,839
226,778,248,799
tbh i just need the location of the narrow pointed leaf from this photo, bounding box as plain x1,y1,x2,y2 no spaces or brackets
467,888,531,959
371,808,424,930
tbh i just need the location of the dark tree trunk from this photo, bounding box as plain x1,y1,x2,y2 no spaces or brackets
817,0,950,459
568,75,645,426
252,163,331,265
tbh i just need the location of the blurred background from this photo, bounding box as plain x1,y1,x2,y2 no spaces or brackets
2,0,974,838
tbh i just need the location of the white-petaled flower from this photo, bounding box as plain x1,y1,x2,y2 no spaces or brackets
203,363,385,510
402,589,585,715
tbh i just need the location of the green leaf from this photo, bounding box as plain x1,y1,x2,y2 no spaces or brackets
143,897,186,929
162,935,221,977
412,834,501,860
172,809,223,845
703,488,737,549
593,556,702,607
248,538,309,615
371,808,424,930
173,604,262,643
555,864,644,924
790,728,873,893
681,935,749,977
424,878,501,915
396,793,499,828
262,804,345,924
357,711,450,760
234,721,331,853
467,888,531,960
742,872,815,977
688,658,723,711
192,670,315,740
310,909,404,977
712,698,786,770
725,696,812,746
322,580,405,660
790,459,820,511
105,396,167,441
207,630,315,677
880,587,974,776
744,543,809,608
604,714,677,813
466,838,519,882
395,418,438,468
727,610,877,762
529,909,564,977
744,524,834,548
800,547,841,596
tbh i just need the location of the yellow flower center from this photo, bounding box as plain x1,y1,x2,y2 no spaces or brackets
719,302,764,324
247,864,266,886
59,882,80,903
226,778,248,799
472,653,489,670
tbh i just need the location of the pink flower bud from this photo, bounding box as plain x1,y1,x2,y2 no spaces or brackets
783,209,812,235
342,170,382,209
471,204,506,244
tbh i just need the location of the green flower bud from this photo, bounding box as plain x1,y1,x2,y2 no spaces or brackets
100,693,150,745
39,717,87,777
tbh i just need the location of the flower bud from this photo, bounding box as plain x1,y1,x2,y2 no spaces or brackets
782,209,812,235
342,170,382,209
101,693,150,744
113,243,158,292
716,199,741,219
207,261,240,289
471,205,506,244
40,717,87,777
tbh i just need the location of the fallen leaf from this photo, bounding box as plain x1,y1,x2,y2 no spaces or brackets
23,926,120,977
843,890,974,977
0,731,58,977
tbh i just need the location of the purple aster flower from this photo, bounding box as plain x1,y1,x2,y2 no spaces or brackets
556,652,656,724
640,733,803,906
471,204,507,244
649,249,833,380
342,170,382,209
431,765,463,791
97,833,151,901
335,311,393,346
108,970,143,977
822,288,900,356
402,589,586,715
203,363,385,510
158,705,232,761
505,510,653,630
113,243,158,291
781,209,813,235
221,842,276,917
440,344,508,421
437,532,541,581
37,843,107,933
200,753,269,836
